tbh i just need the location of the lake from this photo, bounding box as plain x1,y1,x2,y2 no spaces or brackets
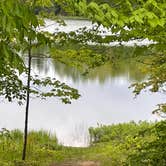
0,20,164,147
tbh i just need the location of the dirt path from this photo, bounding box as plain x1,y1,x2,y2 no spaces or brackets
50,161,100,166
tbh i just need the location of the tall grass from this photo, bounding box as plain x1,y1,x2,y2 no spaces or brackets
0,129,58,166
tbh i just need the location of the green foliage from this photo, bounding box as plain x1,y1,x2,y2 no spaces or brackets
0,0,28,102
89,120,166,165
51,45,110,74
0,121,166,166
0,0,37,102
0,0,81,103
74,0,166,43
89,121,153,144
0,129,59,165
26,130,58,151
31,76,80,104
0,72,27,103
131,44,166,116
126,120,166,165
132,52,166,95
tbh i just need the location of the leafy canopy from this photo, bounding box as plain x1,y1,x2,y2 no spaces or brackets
0,0,81,104
53,0,166,115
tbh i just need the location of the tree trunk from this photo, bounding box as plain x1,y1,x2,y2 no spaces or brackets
22,44,32,160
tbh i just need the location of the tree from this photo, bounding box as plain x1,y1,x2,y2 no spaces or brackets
0,0,80,160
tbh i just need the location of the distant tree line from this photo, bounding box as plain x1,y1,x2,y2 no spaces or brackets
34,0,122,16
34,2,67,15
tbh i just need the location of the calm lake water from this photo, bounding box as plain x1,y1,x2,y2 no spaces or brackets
0,20,164,147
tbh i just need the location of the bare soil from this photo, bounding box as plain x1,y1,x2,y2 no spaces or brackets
50,161,100,166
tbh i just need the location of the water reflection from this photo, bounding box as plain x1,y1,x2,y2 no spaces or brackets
31,46,147,84
31,57,143,85
0,46,165,147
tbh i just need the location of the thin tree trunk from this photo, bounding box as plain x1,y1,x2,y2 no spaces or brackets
22,44,32,160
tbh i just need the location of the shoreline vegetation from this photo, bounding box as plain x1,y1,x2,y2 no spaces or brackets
0,120,165,166
56,16,89,20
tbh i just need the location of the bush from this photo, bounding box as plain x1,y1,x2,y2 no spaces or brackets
89,121,153,144
127,120,166,166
